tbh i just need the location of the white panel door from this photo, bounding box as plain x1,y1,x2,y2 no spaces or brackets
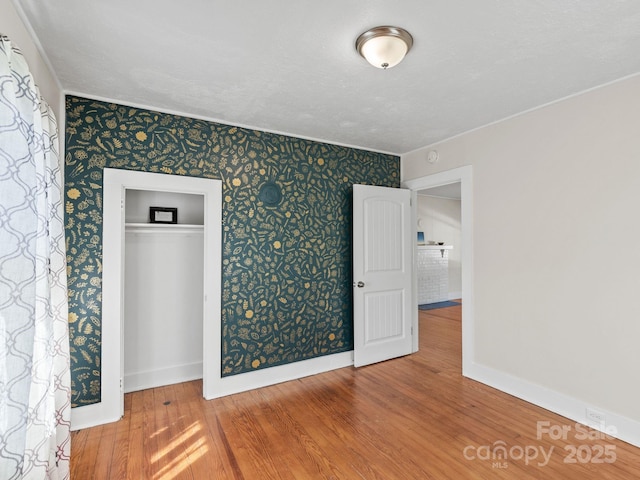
353,184,413,367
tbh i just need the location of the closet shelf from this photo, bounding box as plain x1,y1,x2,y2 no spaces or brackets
125,223,204,234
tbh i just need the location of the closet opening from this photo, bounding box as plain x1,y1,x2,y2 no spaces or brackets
91,168,222,428
123,189,205,393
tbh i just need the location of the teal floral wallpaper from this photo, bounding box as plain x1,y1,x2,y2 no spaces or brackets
65,95,399,407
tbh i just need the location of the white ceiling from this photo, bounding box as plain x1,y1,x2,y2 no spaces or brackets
13,0,640,155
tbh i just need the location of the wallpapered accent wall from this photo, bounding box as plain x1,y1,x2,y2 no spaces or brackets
65,95,399,407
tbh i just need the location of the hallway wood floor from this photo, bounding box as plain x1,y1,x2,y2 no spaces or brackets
71,304,640,479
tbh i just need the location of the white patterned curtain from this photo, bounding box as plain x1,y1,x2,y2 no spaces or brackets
0,35,71,480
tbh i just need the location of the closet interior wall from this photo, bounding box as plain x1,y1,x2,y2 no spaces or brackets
123,189,205,393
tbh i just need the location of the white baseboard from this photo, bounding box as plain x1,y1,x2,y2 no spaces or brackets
71,401,121,432
71,351,354,431
124,362,203,393
465,362,640,448
448,291,462,300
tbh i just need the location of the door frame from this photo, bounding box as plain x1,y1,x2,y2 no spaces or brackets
352,184,413,367
402,165,474,376
71,169,222,430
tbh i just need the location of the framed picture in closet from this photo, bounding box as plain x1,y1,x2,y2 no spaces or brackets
149,207,178,224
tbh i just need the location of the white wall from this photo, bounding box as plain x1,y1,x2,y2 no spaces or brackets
417,195,462,298
403,74,640,433
1,0,61,116
125,189,205,224
124,226,204,392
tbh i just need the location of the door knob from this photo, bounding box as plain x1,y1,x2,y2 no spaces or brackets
356,281,365,288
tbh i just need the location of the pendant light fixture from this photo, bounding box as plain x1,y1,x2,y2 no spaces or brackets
356,26,413,69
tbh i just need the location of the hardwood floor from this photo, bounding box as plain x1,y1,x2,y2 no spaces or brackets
71,304,640,479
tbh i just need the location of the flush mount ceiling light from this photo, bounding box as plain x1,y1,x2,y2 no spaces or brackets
356,26,413,69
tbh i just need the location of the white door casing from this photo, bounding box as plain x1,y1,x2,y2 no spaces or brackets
71,169,221,430
353,184,413,367
402,165,473,376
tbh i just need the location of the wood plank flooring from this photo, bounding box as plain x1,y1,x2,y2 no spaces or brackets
71,304,640,479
